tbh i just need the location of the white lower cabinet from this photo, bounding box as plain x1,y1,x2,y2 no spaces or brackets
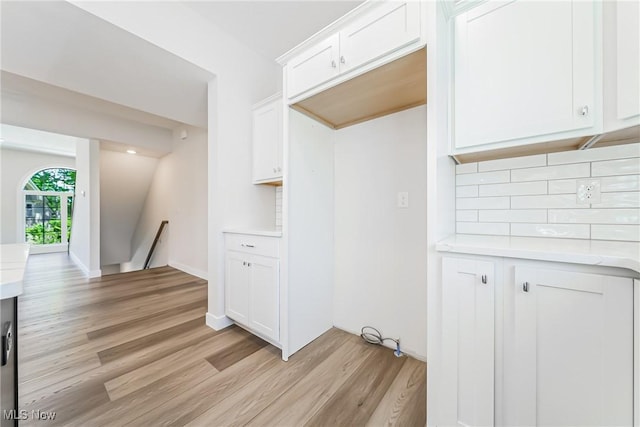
506,266,633,427
224,233,280,343
442,256,636,427
442,257,495,427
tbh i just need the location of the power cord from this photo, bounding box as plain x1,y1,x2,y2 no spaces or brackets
360,326,403,357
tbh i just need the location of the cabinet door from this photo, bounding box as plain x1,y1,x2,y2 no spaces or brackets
510,267,633,426
252,98,282,183
287,33,340,99
442,257,494,427
224,251,250,326
248,256,279,341
339,1,421,73
454,0,597,149
616,0,640,122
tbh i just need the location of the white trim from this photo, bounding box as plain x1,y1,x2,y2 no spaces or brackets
69,250,101,278
205,312,234,331
28,243,68,254
168,261,207,280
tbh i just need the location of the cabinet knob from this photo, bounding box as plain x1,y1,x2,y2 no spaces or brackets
277,167,281,172
481,274,487,284
523,282,530,292
243,261,246,266
273,167,277,173
331,60,336,68
580,105,589,116
247,262,251,267
340,55,346,64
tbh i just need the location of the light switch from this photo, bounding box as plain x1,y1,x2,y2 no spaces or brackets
397,192,409,208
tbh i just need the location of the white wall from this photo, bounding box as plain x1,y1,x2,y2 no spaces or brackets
0,147,75,244
69,139,101,277
124,126,209,278
100,150,158,266
333,105,428,358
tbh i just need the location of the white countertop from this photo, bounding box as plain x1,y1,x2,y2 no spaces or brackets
223,229,282,238
0,243,30,299
437,234,640,274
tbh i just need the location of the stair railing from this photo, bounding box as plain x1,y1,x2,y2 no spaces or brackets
144,220,169,269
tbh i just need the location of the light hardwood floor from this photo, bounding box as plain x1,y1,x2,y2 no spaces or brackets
18,253,426,426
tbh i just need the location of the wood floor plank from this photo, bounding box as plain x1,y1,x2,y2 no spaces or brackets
205,332,268,371
305,346,408,427
18,253,426,427
366,357,427,426
198,337,373,427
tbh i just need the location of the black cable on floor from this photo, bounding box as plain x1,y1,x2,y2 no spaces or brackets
360,326,403,357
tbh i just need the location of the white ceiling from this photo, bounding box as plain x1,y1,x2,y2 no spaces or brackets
1,1,213,129
184,1,364,60
0,0,363,134
0,124,77,157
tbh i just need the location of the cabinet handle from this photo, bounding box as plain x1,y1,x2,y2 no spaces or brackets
523,282,530,292
580,105,589,116
481,275,487,284
247,262,251,267
277,167,281,172
340,55,346,64
241,243,255,248
243,261,246,266
331,60,336,68
273,168,277,173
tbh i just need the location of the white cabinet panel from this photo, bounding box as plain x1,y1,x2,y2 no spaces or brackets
442,257,494,427
616,1,640,122
454,0,598,150
287,34,340,99
249,256,279,341
509,266,633,427
224,234,281,344
339,1,421,73
224,252,250,326
252,96,283,184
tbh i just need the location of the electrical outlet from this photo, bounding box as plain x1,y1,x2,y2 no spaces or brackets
576,179,601,204
397,192,409,208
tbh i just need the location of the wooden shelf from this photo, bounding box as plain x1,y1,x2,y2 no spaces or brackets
291,48,427,130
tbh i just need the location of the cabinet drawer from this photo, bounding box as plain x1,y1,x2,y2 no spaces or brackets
224,233,280,258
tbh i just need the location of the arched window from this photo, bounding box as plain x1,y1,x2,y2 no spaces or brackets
23,168,76,251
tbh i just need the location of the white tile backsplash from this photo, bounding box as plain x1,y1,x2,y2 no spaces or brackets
591,225,640,241
456,170,510,186
591,158,640,177
456,210,478,222
456,185,479,198
457,197,510,210
456,144,640,242
457,222,510,236
510,223,591,239
479,209,547,223
511,163,590,182
479,181,547,197
478,154,546,172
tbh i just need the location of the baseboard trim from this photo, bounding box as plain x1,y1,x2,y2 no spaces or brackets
169,261,207,280
333,323,427,362
206,312,234,331
69,251,102,278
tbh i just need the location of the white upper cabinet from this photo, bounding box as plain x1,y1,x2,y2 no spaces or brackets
453,0,600,152
339,1,421,74
252,95,283,184
604,0,640,131
287,34,340,100
284,1,423,102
